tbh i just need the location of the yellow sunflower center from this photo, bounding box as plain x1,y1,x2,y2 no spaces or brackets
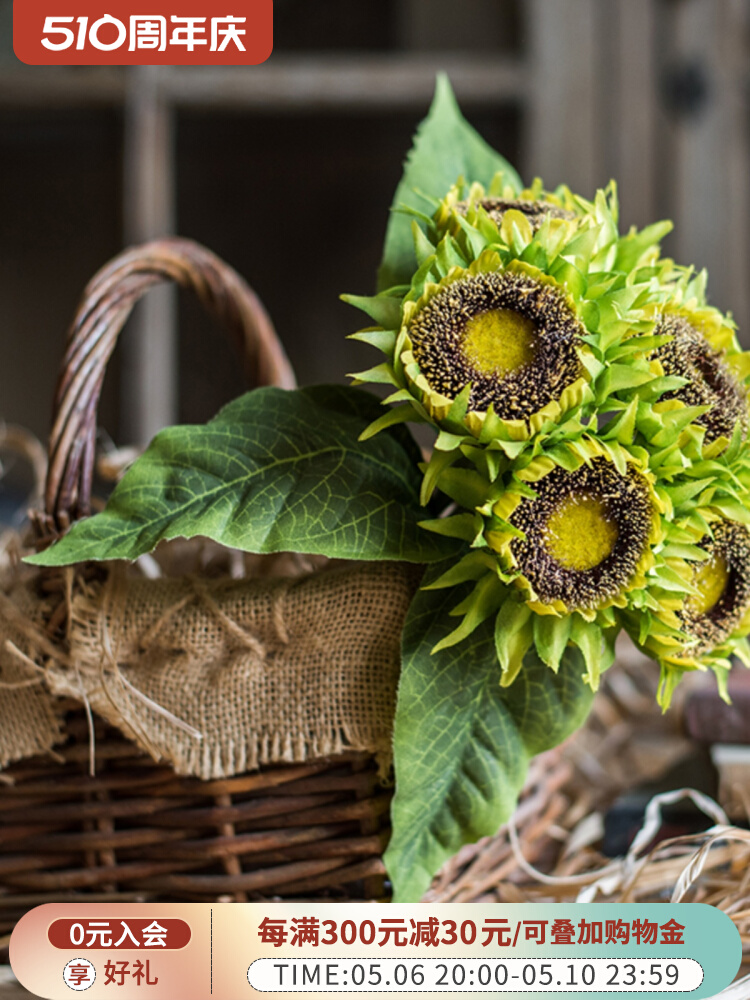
543,495,619,571
686,553,730,616
461,308,538,376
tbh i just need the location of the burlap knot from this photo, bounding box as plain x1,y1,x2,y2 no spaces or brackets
0,560,422,779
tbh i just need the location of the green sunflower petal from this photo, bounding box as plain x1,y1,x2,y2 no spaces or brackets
349,362,399,387
341,293,402,329
533,613,573,672
432,573,506,653
494,598,534,686
359,404,424,441
347,327,398,355
422,551,498,590
570,617,605,690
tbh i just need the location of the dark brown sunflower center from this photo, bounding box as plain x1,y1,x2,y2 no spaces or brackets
653,314,748,443
408,271,584,420
456,198,575,232
508,458,652,611
680,522,750,653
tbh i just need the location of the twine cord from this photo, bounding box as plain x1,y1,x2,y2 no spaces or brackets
508,783,738,907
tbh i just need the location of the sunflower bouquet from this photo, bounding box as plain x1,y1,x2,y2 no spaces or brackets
30,78,750,902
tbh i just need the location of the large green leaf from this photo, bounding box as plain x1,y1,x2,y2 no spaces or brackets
385,567,595,902
377,74,523,292
29,385,458,567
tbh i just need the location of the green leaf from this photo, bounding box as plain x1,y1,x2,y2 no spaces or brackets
550,259,586,299
420,447,461,506
635,375,689,401
560,226,600,270
419,513,482,544
436,233,468,272
422,550,496,590
650,406,708,447
433,466,494,510
377,75,522,292
28,386,458,567
650,565,699,593
710,499,750,524
601,397,638,445
385,573,595,902
412,221,438,265
595,363,654,400
455,213,491,259
659,542,709,562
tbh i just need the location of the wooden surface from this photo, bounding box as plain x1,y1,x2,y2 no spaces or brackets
121,68,177,443
526,0,603,196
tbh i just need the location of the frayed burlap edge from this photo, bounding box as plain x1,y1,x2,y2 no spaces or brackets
43,561,422,779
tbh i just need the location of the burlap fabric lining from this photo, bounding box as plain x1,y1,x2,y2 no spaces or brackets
0,585,64,768
7,560,421,779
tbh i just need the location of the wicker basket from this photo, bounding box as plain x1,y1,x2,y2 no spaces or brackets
0,238,394,936
0,704,388,938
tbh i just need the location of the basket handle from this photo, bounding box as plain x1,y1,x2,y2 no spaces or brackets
35,237,296,542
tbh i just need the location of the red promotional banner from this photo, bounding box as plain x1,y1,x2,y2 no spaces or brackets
48,918,192,950
13,0,273,65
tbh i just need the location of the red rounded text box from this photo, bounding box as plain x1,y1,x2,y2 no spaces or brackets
13,0,272,65
48,918,191,950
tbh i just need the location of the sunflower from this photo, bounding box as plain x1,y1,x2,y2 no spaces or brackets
618,506,750,708
406,264,585,424
419,437,664,689
343,171,747,703
346,179,669,457
480,442,661,616
455,197,574,232
651,312,749,445
680,521,750,654
430,173,580,246
506,457,655,613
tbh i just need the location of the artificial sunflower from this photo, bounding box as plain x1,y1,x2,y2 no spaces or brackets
419,436,665,690
651,311,750,446
403,259,587,427
680,520,750,652
620,476,750,707
347,180,669,459
505,456,656,614
457,197,574,231
432,174,578,242
345,102,750,716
